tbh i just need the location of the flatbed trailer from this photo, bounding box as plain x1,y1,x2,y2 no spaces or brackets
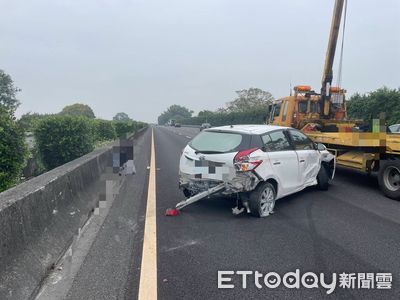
306,131,400,199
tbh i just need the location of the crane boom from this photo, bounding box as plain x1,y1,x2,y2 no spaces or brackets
320,0,345,117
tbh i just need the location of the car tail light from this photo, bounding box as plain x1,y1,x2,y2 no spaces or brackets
234,148,262,172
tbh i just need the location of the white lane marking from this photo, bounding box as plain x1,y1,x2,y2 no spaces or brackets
186,136,191,139
138,129,157,300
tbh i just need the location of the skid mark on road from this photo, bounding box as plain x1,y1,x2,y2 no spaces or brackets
138,129,157,300
163,239,199,253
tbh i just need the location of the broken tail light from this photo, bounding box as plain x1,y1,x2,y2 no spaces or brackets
234,148,262,172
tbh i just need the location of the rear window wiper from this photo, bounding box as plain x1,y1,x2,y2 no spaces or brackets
194,150,225,154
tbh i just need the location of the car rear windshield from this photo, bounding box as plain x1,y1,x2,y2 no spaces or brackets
189,131,247,153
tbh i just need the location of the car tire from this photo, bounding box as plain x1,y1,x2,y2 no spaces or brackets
378,160,400,200
316,165,329,190
249,182,276,217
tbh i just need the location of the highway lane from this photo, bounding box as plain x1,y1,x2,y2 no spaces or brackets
155,125,400,299
36,125,400,299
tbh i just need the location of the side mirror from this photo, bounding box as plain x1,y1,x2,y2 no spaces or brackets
261,146,268,152
316,143,326,151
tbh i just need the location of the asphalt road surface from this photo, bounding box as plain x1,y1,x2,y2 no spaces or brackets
37,126,400,300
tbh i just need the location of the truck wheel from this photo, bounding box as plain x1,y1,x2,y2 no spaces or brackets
316,165,329,190
249,182,276,217
378,161,400,200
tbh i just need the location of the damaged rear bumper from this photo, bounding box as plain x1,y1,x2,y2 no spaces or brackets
179,171,260,196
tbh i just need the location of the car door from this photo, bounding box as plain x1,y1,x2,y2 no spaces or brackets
262,130,300,196
288,129,320,187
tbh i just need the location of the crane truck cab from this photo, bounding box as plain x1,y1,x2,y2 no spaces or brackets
268,85,352,132
268,86,321,129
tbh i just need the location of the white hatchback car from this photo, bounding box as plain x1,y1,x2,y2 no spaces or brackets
179,125,335,217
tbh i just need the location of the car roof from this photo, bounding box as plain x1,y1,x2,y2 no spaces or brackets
205,124,290,135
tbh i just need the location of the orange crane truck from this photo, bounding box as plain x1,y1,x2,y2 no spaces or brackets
268,0,400,199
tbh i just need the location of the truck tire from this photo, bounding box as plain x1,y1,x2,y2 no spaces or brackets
316,165,329,190
378,160,400,200
249,182,276,217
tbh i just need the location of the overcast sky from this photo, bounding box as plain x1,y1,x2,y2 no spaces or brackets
1,0,399,122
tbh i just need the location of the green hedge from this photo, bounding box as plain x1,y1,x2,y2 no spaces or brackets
33,116,146,171
113,120,147,138
34,115,95,170
93,119,117,141
180,110,266,126
0,110,27,192
114,121,133,138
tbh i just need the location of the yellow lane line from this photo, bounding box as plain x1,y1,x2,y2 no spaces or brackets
138,129,157,300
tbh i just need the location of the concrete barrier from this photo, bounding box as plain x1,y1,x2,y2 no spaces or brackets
0,127,148,300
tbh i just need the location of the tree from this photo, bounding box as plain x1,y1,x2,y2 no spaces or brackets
60,103,95,118
0,71,26,191
113,112,131,122
224,88,274,113
0,108,27,191
347,87,400,125
0,69,20,115
158,105,193,125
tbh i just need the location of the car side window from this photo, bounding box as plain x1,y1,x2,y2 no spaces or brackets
250,135,264,148
262,130,292,151
289,130,315,150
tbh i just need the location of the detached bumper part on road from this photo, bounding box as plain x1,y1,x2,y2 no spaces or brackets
166,183,227,216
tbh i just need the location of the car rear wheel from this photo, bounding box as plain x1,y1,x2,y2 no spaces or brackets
249,182,276,217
